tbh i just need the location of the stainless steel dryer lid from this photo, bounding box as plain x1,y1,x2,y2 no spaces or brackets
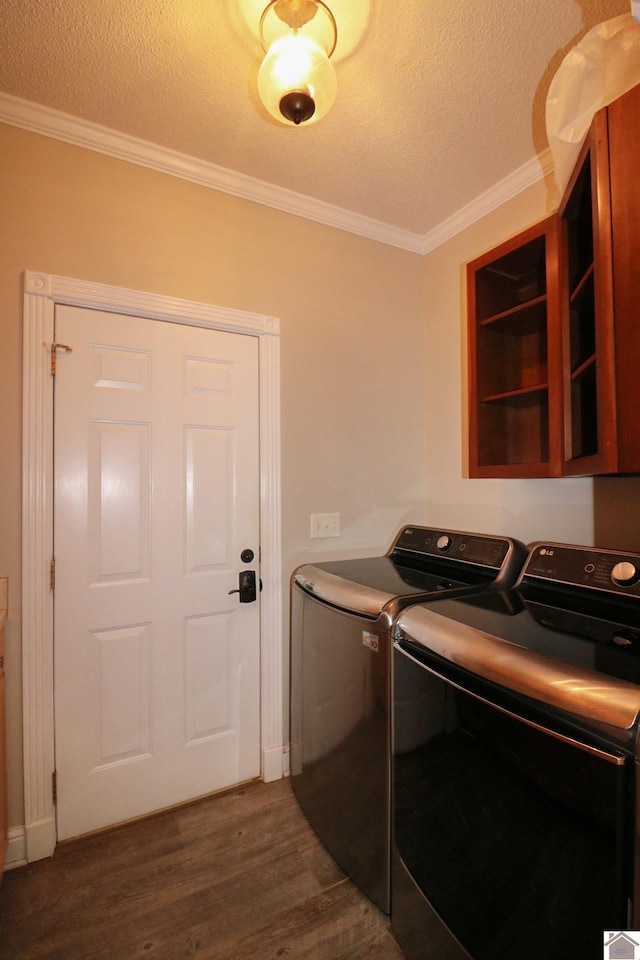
396,603,640,741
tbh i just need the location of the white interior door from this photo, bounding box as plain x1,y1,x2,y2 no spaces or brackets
53,304,261,841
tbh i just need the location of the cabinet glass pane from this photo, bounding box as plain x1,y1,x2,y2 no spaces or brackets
561,143,601,469
564,157,594,293
478,392,549,466
570,363,598,460
477,303,547,399
475,238,546,321
569,271,596,372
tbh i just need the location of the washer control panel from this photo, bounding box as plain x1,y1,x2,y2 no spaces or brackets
524,543,640,597
392,526,519,571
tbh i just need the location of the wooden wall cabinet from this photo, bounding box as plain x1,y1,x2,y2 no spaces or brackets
468,82,640,479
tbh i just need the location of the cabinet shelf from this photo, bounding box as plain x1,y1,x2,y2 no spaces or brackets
569,262,595,303
479,294,547,329
571,354,596,382
481,382,549,405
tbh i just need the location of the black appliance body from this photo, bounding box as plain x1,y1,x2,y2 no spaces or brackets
290,526,526,914
393,542,640,960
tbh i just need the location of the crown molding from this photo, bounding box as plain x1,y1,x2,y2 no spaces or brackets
0,92,550,256
419,149,554,254
0,92,424,253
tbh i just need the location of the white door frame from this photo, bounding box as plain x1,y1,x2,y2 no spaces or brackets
21,269,283,862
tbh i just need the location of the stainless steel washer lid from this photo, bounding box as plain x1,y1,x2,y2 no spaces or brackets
293,564,396,618
396,604,640,737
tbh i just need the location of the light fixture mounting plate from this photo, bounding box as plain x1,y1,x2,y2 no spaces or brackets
259,0,337,57
274,0,317,30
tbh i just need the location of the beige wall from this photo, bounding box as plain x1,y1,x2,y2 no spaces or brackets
0,123,427,832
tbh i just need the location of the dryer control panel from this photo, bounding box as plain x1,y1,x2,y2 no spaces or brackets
522,543,640,598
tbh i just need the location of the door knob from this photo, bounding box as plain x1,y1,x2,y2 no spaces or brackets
228,570,257,603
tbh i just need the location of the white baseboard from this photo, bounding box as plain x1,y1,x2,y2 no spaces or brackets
4,826,27,869
24,816,56,863
262,745,284,783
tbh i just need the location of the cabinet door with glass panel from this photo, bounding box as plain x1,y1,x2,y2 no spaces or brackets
558,111,614,475
559,82,640,476
467,216,563,478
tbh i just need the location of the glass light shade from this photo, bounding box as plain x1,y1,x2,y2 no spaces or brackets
258,34,337,126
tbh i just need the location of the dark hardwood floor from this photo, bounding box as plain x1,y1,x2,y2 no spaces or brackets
0,777,404,960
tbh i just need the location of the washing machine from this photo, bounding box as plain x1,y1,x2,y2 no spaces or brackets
290,525,526,913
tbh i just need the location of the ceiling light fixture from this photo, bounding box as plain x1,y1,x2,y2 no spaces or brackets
258,0,338,126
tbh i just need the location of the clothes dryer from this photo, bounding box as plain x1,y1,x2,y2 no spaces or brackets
393,541,640,959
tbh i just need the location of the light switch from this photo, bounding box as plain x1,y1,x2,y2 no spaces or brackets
310,513,341,539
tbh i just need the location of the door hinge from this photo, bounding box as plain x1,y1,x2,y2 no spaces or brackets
50,558,55,591
52,770,57,806
50,342,73,376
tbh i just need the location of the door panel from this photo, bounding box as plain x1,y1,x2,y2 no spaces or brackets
90,420,151,582
53,305,261,840
185,426,232,570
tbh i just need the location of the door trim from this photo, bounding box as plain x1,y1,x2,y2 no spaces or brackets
22,270,282,862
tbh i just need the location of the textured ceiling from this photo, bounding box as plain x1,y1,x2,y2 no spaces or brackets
0,0,631,236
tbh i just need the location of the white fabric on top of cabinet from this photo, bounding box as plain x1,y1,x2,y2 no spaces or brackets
546,13,640,195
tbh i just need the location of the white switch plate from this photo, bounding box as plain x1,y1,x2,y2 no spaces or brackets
310,513,341,539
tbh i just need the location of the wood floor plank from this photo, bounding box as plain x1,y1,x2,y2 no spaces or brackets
0,778,403,960
206,878,404,960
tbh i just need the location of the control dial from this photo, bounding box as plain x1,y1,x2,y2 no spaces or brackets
611,561,639,586
436,535,453,552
